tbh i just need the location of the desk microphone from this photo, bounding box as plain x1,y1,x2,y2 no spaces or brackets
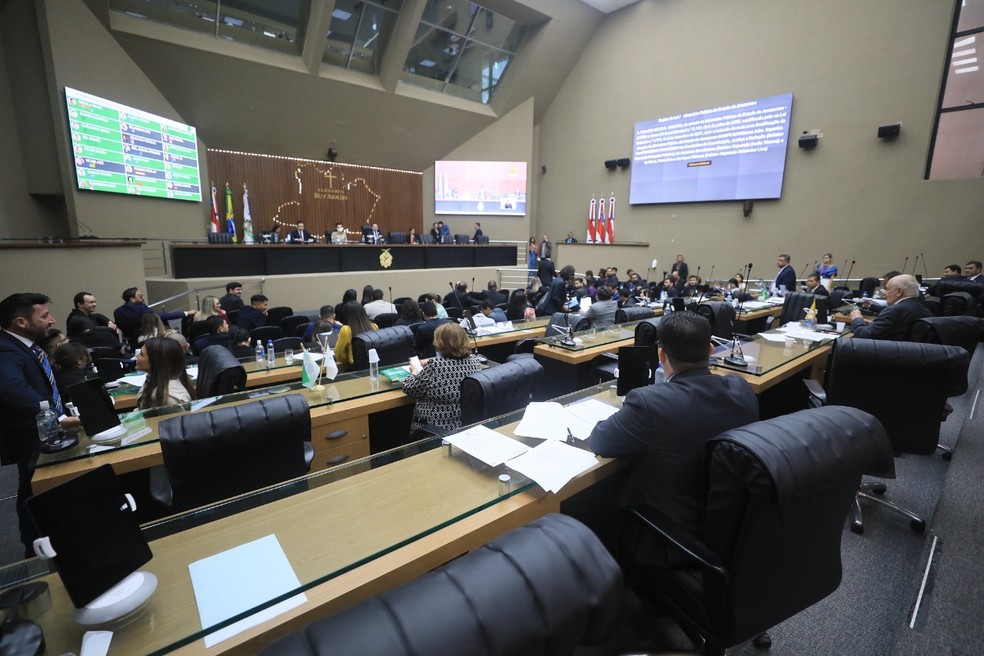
388,286,394,312
902,256,909,275
724,262,752,368
920,252,929,278
911,255,919,276
694,265,701,283
844,260,856,287
799,261,813,278
550,322,577,347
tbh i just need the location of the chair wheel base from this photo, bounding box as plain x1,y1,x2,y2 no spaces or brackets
910,519,926,533
850,521,864,535
753,632,772,649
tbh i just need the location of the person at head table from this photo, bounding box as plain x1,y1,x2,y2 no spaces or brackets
135,336,195,410
287,221,313,243
330,223,348,244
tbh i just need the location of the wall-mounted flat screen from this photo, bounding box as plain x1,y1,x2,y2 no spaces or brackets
630,92,793,205
435,160,527,216
65,87,202,202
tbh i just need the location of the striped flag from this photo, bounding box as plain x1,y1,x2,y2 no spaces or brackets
587,196,597,243
224,182,237,243
607,194,616,244
597,197,608,244
209,182,221,233
242,183,254,244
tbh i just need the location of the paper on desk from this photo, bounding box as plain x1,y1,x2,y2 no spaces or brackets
758,331,792,343
189,534,307,648
186,365,199,380
563,399,619,438
116,372,147,387
444,424,530,466
514,400,618,441
739,301,769,311
783,328,837,342
505,440,599,493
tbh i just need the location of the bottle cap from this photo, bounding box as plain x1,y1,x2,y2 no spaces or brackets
39,400,49,410
368,348,380,364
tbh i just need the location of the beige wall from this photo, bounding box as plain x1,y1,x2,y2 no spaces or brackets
0,245,146,330
536,0,983,282
422,98,535,243
34,0,209,241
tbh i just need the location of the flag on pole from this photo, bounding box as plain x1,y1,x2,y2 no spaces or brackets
607,194,616,244
301,348,321,389
587,196,597,243
597,197,608,245
322,348,339,381
242,183,254,244
224,182,237,243
209,182,221,233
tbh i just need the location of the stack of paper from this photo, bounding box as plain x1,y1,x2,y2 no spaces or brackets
444,425,530,466
514,399,618,441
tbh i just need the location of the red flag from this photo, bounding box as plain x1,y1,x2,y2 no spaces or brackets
597,199,607,244
209,182,221,233
607,194,616,244
587,197,597,243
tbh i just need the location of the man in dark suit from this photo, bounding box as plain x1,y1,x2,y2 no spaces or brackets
481,281,507,307
66,291,117,335
964,260,983,283
0,293,81,555
589,312,759,563
772,253,796,295
237,294,269,330
473,223,484,242
442,282,482,312
362,222,385,244
537,257,556,288
413,302,451,358
219,281,245,313
850,274,931,340
193,315,231,356
113,287,195,346
805,273,830,296
286,221,314,243
671,254,689,281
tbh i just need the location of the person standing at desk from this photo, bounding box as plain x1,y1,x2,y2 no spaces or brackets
849,274,930,341
0,293,81,556
816,252,838,288
671,254,689,281
286,221,314,243
589,311,758,564
538,265,575,316
539,235,552,260
771,254,796,296
473,222,484,242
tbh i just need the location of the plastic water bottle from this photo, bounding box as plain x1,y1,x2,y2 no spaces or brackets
368,348,380,381
266,339,275,368
255,342,265,363
36,400,58,444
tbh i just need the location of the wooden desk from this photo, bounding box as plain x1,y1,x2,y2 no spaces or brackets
18,388,625,655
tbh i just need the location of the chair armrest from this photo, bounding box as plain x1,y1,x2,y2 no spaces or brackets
803,378,827,405
626,504,729,584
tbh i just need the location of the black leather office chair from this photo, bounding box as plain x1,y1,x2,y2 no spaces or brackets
279,315,311,336
259,513,622,656
615,306,653,324
151,394,313,511
226,309,240,326
249,326,284,343
388,231,407,244
545,311,579,338
88,346,121,362
94,357,125,385
474,235,490,244
393,296,412,309
621,406,894,655
634,317,661,346
207,232,233,244
572,316,592,332
928,278,984,310
353,325,414,370
696,301,736,338
271,336,303,353
460,358,544,424
829,287,853,311
778,291,827,326
195,345,247,397
294,322,314,338
857,277,880,298
187,320,209,343
419,233,435,244
373,312,399,329
941,291,979,317
453,233,470,244
266,306,294,326
804,338,968,533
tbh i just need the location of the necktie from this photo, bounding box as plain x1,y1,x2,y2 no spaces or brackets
31,343,63,415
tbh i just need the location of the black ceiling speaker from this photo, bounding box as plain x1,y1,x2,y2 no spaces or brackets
798,134,818,149
604,159,617,170
617,158,630,168
877,123,901,139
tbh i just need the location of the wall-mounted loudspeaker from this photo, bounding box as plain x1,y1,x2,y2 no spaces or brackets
541,165,547,174
877,123,901,139
743,200,754,218
617,158,630,169
604,159,617,170
798,134,818,149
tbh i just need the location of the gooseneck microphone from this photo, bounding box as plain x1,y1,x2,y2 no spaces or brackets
844,260,856,285
921,252,929,278
902,256,909,275
724,262,752,368
911,255,919,276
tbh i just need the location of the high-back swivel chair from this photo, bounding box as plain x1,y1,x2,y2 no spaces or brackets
460,358,544,424
353,325,414,370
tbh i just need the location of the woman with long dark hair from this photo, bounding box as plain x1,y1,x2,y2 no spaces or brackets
360,285,375,306
135,336,195,409
334,301,377,369
505,289,532,322
395,299,423,326
335,289,357,324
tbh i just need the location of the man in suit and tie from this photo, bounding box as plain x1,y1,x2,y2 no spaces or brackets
772,253,796,295
963,260,982,283
0,293,81,555
849,274,931,340
362,222,385,244
671,254,689,281
287,221,314,243
481,281,507,307
805,273,830,296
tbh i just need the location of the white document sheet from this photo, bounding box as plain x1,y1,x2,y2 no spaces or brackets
563,399,619,439
444,425,530,467
514,400,619,441
189,534,307,648
505,440,599,493
115,372,147,387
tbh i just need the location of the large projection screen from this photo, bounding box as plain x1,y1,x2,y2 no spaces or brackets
434,161,527,216
630,93,793,205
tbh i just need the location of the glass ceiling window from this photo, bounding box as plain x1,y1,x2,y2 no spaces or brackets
402,0,526,104
108,0,307,56
323,0,402,75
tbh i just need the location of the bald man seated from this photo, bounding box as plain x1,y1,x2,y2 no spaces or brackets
849,274,931,341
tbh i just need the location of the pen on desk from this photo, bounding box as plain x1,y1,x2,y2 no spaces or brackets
567,428,575,445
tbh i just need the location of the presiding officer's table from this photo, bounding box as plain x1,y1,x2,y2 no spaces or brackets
171,243,517,278
7,385,626,655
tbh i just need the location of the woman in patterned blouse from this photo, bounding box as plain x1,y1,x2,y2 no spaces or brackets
403,323,483,434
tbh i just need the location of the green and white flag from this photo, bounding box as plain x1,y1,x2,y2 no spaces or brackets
301,348,320,388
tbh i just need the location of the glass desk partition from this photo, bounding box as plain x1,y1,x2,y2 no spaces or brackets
534,319,647,352
710,327,839,377
3,385,614,655
37,363,413,470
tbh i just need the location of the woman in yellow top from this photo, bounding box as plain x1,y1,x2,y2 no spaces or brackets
333,301,377,369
